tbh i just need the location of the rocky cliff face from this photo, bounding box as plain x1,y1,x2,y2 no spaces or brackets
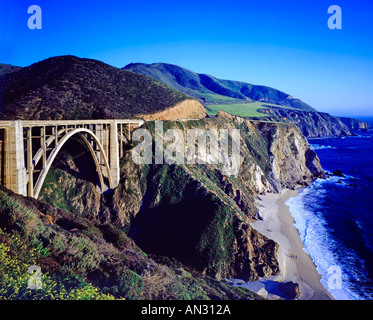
258,106,355,138
338,116,370,131
257,121,324,191
138,99,207,121
39,112,323,282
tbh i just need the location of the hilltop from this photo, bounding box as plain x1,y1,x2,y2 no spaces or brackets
0,56,205,120
123,62,316,111
0,63,22,75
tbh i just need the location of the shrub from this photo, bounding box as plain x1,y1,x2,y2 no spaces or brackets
0,229,114,300
117,268,144,299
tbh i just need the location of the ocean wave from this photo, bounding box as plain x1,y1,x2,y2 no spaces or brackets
310,144,336,150
286,181,366,300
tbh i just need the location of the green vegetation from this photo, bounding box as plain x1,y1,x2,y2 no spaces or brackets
205,102,301,118
197,92,244,104
0,185,262,300
123,62,316,111
38,167,71,212
0,230,115,300
0,191,115,301
196,204,236,278
205,102,269,118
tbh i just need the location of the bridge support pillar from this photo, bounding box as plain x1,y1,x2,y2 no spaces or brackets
109,120,120,189
7,121,27,196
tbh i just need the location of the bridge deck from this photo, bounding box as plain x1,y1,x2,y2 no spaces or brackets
0,119,144,127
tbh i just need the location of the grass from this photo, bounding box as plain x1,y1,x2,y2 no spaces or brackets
205,102,303,118
198,92,244,104
205,102,269,118
1,163,266,301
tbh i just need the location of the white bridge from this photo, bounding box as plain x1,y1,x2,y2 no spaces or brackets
0,119,143,198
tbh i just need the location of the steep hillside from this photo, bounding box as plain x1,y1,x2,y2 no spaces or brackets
123,63,316,111
0,63,22,75
338,116,371,131
138,99,206,121
37,112,323,283
124,114,324,280
258,107,353,138
0,185,262,300
0,56,202,120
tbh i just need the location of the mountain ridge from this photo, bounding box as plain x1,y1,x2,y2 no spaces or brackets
123,62,370,137
0,56,204,120
123,62,316,111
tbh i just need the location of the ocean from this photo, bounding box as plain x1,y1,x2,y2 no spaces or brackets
286,117,373,300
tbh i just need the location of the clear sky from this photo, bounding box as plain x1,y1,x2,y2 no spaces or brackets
1,0,373,117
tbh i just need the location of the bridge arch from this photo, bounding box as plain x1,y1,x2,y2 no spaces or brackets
33,127,112,199
0,119,144,198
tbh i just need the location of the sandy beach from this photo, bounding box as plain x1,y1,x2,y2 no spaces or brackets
233,188,333,300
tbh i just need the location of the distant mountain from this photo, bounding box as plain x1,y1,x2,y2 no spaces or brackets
123,62,370,137
1,57,368,136
0,56,196,120
0,63,22,75
123,62,316,111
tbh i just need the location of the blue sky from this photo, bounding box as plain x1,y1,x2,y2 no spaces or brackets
1,0,373,117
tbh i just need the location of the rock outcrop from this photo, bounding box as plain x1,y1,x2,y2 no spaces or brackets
258,106,354,138
139,99,207,121
257,121,324,190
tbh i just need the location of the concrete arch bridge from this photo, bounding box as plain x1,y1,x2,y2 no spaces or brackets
0,119,143,199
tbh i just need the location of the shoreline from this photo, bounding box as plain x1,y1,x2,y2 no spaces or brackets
233,188,333,300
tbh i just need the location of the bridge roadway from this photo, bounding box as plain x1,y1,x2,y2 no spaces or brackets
0,119,144,199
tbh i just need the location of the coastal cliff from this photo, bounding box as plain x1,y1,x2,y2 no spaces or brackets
138,99,207,121
338,116,370,131
258,107,355,138
36,111,323,286
0,113,323,299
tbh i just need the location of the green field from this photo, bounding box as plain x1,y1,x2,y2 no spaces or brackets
205,102,270,118
205,102,301,118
